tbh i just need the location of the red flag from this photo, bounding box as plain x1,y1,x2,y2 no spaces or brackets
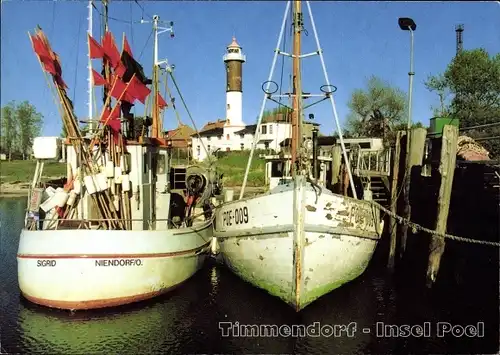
127,76,151,104
88,34,104,59
108,118,121,133
109,78,128,100
92,69,107,86
101,103,121,123
102,32,121,69
31,35,51,60
157,93,167,109
114,62,126,78
122,34,133,57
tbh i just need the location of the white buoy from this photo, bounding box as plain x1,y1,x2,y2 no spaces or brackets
113,196,120,211
67,191,77,206
54,190,69,208
73,179,82,194
84,175,97,195
121,174,131,192
114,167,122,183
96,172,108,191
105,161,115,178
40,195,57,212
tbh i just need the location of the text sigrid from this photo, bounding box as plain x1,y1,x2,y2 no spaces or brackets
37,259,56,267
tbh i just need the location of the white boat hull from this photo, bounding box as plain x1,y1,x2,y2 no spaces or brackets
214,176,383,311
17,220,213,310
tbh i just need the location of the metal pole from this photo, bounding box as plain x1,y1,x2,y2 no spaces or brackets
407,28,414,130
87,0,93,129
401,27,415,258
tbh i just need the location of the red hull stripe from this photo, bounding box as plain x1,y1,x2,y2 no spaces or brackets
17,244,209,260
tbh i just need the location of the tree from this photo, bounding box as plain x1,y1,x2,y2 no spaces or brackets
0,101,43,160
16,101,43,159
345,76,409,144
1,101,18,160
424,73,451,117
426,49,500,157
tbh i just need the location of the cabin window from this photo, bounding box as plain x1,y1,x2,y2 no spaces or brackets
240,134,244,139
156,153,166,175
207,136,211,141
207,145,211,152
197,146,201,156
261,125,267,134
226,134,230,140
226,147,231,152
359,142,371,149
218,135,222,140
240,143,244,150
269,125,273,134
271,161,284,177
227,104,230,110
264,142,269,150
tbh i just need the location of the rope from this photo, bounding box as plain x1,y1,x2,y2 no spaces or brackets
167,70,210,160
366,199,500,247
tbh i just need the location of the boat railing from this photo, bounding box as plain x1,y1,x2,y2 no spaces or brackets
24,214,213,231
350,148,392,177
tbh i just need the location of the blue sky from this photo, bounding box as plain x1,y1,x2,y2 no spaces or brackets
1,1,499,136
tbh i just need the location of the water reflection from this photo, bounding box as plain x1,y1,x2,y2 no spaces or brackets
1,197,498,354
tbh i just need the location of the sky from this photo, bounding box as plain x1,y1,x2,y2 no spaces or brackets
1,1,499,137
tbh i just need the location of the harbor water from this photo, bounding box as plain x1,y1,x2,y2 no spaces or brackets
1,196,498,354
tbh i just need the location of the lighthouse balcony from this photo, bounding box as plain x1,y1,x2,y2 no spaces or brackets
223,53,246,62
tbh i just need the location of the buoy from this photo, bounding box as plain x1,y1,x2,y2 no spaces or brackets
105,161,115,178
121,174,131,192
96,172,108,191
84,175,97,195
73,179,82,195
114,167,122,183
40,195,57,212
67,191,77,206
54,190,69,208
113,196,120,211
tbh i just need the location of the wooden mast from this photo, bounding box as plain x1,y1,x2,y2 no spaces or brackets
291,0,302,177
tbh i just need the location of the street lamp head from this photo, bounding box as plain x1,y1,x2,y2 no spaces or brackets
398,17,416,31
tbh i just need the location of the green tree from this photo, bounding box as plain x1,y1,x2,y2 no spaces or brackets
424,73,451,117
16,101,43,160
426,49,500,157
1,101,18,160
345,76,408,144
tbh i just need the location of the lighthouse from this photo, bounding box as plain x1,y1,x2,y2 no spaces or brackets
223,37,246,128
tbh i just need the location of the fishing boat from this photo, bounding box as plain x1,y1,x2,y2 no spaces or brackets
17,2,221,310
213,0,384,311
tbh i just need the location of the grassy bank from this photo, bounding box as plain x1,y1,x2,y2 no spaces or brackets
0,160,66,184
213,151,265,187
0,151,266,187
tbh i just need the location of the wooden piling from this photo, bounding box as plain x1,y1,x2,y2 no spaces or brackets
399,127,427,259
331,145,342,186
388,131,405,270
426,125,458,287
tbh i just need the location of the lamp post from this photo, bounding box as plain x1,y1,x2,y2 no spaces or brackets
398,17,416,130
398,17,416,260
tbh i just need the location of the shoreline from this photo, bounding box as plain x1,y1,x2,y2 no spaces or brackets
0,182,265,198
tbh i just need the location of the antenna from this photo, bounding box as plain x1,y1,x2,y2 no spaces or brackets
141,15,174,137
455,24,464,56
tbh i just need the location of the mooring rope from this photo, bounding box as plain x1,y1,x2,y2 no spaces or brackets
368,199,500,247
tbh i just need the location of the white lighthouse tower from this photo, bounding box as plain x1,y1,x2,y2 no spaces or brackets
223,37,246,130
